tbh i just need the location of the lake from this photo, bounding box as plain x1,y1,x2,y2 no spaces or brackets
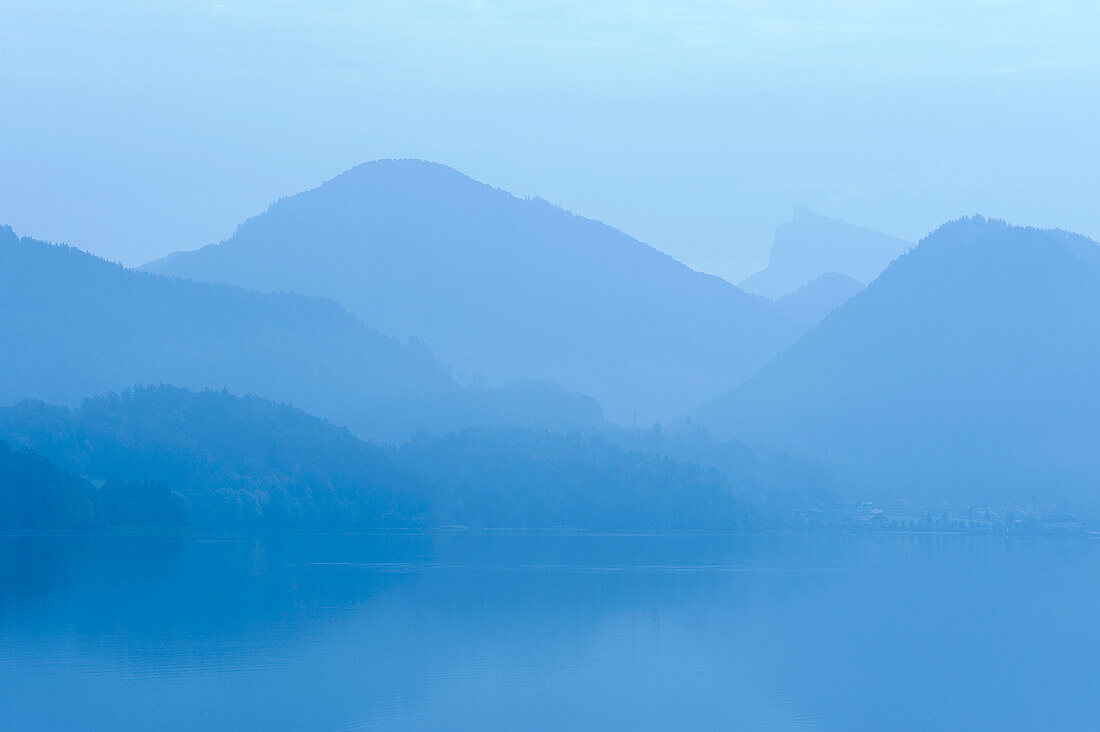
1,532,1097,730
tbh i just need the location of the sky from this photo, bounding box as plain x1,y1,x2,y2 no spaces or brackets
1,1,1099,282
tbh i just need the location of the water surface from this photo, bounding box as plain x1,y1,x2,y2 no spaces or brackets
1,532,1097,729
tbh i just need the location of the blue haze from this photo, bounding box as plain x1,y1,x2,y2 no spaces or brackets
2,3,1100,728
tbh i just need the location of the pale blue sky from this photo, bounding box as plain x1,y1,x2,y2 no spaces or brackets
2,1,1098,280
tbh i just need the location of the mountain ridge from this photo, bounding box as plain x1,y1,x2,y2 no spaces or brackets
700,216,1100,509
0,224,602,440
146,158,802,422
740,206,911,298
773,272,864,328
0,385,759,530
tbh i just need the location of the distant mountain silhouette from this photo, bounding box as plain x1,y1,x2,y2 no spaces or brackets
700,217,1100,510
773,272,864,328
0,225,601,439
145,159,801,422
740,206,911,298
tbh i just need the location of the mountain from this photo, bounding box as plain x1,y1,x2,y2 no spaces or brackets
403,428,751,530
0,225,601,440
145,159,801,422
0,440,185,530
0,441,99,530
700,217,1100,510
740,206,911,298
0,224,443,415
0,386,753,530
0,386,424,527
773,272,864,328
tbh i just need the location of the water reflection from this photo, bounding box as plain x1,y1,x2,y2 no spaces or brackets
1,533,1097,730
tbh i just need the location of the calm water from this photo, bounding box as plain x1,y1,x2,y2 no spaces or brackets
1,532,1098,730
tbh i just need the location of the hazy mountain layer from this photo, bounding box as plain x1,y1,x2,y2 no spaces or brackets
146,159,800,422
701,217,1100,509
0,225,601,440
0,387,422,526
740,206,911,298
0,386,753,530
773,272,864,328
